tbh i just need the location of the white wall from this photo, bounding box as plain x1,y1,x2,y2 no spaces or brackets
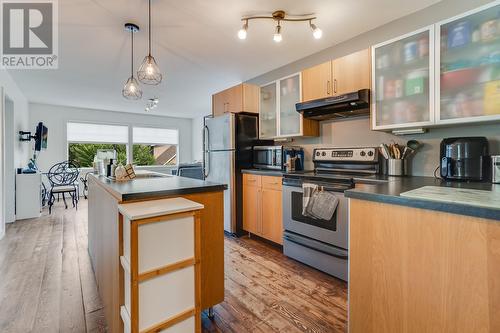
246,0,500,176
4,98,15,223
0,70,30,234
29,103,193,173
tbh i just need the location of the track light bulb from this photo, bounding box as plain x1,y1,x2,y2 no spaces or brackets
273,24,282,43
310,22,322,39
238,21,248,40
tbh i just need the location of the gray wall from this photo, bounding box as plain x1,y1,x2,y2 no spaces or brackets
246,0,500,176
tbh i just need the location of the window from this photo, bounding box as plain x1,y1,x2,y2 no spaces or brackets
132,127,179,166
67,122,128,167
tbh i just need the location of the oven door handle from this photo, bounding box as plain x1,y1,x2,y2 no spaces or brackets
283,232,348,260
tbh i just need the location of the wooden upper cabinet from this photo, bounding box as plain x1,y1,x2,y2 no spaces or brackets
333,48,371,95
212,83,259,116
301,48,371,102
301,61,333,102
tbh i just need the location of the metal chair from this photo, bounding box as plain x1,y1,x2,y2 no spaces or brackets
80,172,91,199
46,161,80,214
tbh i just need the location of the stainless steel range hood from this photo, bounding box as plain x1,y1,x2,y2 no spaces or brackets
296,89,370,121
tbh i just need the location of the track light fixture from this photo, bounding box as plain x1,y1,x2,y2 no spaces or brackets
145,97,159,112
238,10,321,42
238,19,248,40
273,21,282,43
310,20,323,39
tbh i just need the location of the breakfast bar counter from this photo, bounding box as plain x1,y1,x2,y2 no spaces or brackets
87,173,227,333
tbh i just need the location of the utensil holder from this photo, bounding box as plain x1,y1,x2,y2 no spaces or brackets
387,159,406,176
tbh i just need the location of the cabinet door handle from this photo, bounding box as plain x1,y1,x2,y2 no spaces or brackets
334,79,338,94
326,81,331,95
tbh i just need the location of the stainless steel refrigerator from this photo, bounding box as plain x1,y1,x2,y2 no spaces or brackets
203,113,269,234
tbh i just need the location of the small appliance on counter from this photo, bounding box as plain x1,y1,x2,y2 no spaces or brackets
492,155,500,184
253,146,304,171
440,137,491,182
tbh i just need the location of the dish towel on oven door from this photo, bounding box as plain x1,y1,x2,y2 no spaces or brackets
302,183,339,220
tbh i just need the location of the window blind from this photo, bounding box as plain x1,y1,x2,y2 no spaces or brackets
133,127,179,145
67,122,128,144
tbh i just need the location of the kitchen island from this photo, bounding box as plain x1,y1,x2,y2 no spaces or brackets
87,172,227,333
345,178,500,332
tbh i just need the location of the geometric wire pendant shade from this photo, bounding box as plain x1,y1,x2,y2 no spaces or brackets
122,23,143,100
137,0,162,85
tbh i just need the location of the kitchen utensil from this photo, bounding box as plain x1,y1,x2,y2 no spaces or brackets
407,140,421,151
402,146,415,159
379,144,389,159
392,144,401,159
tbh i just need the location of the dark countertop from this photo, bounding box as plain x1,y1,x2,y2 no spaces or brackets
345,176,500,221
89,172,227,202
241,168,391,184
241,169,310,177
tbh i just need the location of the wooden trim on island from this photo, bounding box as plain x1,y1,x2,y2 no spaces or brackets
141,308,196,333
138,257,197,282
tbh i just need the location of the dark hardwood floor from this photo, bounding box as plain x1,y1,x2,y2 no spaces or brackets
0,200,347,332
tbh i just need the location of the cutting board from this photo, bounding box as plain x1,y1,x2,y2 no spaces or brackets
400,186,500,210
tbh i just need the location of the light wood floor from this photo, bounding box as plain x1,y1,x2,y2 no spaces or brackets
0,200,347,332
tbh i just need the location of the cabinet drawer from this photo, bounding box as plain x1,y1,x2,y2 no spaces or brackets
262,176,282,191
243,174,261,187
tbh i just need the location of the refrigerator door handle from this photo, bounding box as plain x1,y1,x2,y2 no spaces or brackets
203,125,210,178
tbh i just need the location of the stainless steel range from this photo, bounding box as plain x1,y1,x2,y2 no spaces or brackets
282,147,380,281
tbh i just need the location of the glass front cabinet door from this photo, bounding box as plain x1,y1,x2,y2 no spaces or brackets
259,73,303,139
279,73,302,137
372,26,435,130
436,1,500,124
259,82,277,139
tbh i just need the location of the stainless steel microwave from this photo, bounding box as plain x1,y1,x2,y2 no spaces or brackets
253,146,283,170
253,146,304,171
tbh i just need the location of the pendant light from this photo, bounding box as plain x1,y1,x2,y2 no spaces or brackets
137,0,162,85
122,23,143,100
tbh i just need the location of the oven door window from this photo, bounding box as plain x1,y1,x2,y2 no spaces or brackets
291,191,337,231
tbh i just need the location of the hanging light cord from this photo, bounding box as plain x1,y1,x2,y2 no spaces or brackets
148,0,152,56
130,29,134,75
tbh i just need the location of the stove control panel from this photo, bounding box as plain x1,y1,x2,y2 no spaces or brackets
313,147,378,162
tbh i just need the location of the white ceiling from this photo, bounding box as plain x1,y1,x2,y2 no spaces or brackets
9,0,440,119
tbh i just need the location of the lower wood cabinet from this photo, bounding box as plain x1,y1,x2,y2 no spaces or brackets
242,174,283,245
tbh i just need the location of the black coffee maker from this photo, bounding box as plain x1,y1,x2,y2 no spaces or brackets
440,137,490,181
